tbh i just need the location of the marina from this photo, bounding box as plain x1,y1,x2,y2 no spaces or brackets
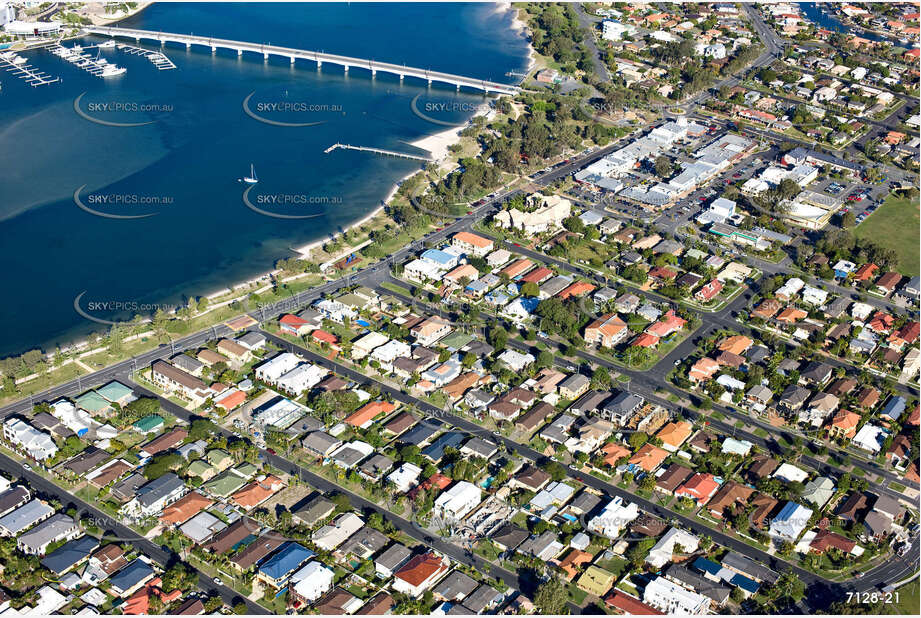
50,44,127,78
114,43,177,70
0,51,59,86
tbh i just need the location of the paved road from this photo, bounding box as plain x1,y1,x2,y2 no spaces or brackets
123,377,583,613
572,4,611,84
376,276,916,503
257,328,916,610
0,450,268,614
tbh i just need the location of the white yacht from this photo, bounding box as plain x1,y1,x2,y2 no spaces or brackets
241,164,259,184
100,64,127,77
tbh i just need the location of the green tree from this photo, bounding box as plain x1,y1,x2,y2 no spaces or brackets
534,577,567,615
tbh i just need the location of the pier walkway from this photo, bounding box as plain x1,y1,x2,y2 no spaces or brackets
0,55,58,86
324,143,432,162
83,25,519,95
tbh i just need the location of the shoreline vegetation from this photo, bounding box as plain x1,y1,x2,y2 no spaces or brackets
0,2,637,404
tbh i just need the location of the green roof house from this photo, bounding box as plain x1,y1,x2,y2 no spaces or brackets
234,462,258,479
97,381,135,406
133,414,165,434
187,460,218,482
207,449,234,471
75,391,113,416
203,469,249,497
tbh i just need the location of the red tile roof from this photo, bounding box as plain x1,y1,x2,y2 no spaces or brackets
393,553,447,587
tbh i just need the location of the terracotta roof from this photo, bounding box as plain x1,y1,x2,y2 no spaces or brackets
656,421,692,449
629,444,668,472
312,330,339,344
394,553,448,587
676,473,720,503
632,333,659,348
810,530,856,554
159,491,214,526
752,299,782,319
604,591,663,615
601,442,631,467
718,335,753,356
231,475,283,510
689,358,719,381
520,267,554,284
558,281,596,300
559,549,594,580
776,307,807,323
453,231,492,249
345,401,396,427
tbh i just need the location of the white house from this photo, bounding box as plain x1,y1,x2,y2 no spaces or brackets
496,349,535,372
775,277,805,301
255,353,301,383
275,363,327,397
602,20,636,41
704,42,727,59
644,576,710,614
434,481,482,521
646,527,700,569
289,561,335,604
3,418,58,461
769,501,813,541
370,339,412,369
587,496,639,539
801,285,828,306
387,463,422,493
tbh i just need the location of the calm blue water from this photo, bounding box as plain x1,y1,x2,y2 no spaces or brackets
800,2,903,46
0,3,529,358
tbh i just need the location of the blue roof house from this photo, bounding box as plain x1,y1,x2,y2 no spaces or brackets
257,542,315,589
880,396,906,422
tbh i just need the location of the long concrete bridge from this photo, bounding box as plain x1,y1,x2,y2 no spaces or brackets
82,25,520,95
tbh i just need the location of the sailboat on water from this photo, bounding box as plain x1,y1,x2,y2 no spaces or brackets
240,164,258,184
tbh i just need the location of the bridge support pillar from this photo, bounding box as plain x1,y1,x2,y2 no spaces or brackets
237,48,242,56
343,65,348,73
289,56,295,64
456,83,460,91
427,79,432,87
317,60,322,69
371,69,377,77
399,74,404,81
186,42,190,50
263,52,268,60
211,46,216,54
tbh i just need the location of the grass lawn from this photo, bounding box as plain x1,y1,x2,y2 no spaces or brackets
888,481,907,493
855,194,919,277
894,578,919,614
568,583,589,606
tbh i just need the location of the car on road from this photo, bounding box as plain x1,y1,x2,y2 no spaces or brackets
214,577,223,586
22,463,31,471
